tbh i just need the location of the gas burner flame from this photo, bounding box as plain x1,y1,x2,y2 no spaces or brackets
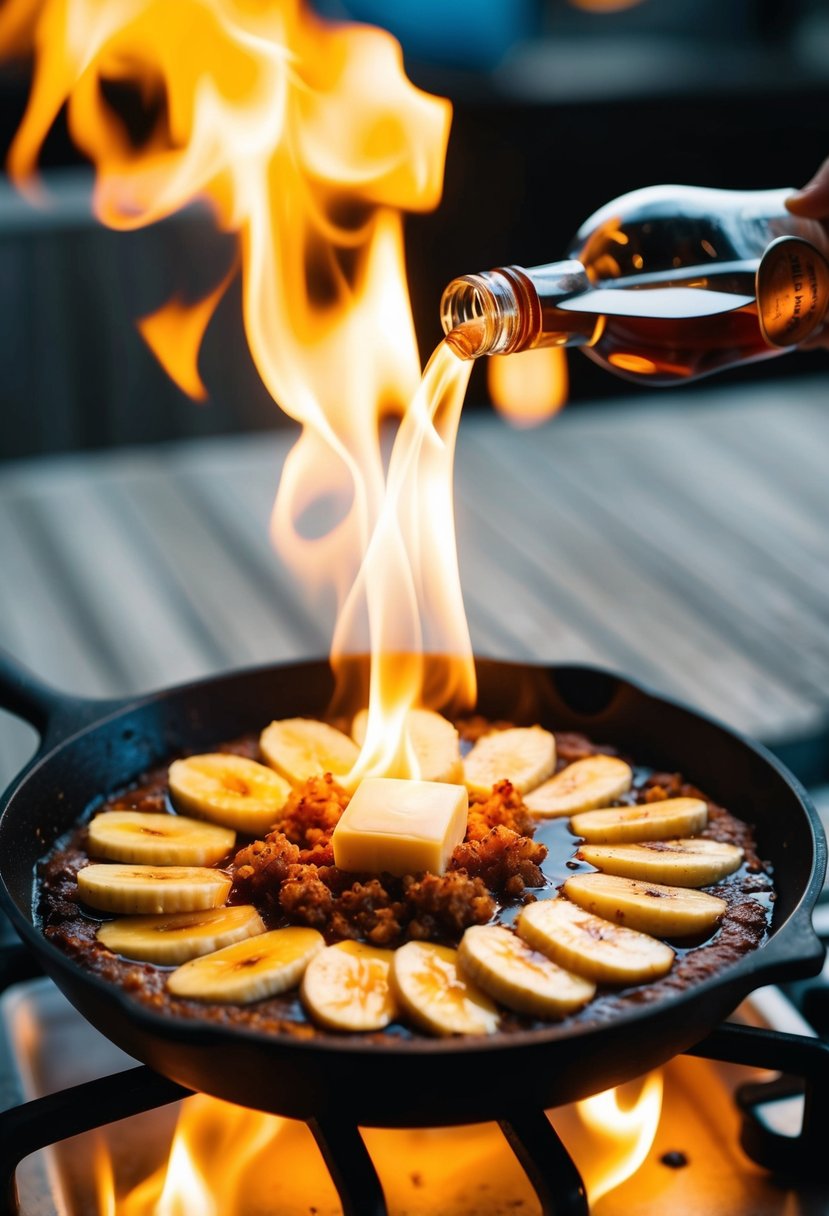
576,1071,665,1203
90,1080,664,1214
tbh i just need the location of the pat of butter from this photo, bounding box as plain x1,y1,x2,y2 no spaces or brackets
332,778,468,877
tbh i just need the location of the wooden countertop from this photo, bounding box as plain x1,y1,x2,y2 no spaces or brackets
1,374,828,790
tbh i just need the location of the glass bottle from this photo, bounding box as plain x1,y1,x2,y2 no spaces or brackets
440,185,829,385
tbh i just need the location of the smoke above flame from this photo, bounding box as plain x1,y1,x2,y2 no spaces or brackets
1,0,476,770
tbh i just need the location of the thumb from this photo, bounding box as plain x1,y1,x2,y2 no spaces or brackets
786,155,829,218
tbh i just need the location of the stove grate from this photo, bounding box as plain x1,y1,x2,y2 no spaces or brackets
1,937,827,1216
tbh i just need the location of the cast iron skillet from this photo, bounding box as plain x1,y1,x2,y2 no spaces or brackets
0,651,825,1126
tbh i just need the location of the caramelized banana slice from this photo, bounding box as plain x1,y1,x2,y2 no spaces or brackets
524,755,633,818
167,927,324,1003
301,941,397,1032
463,727,556,796
88,811,235,866
517,898,675,985
578,839,743,887
570,797,708,844
391,941,499,1036
564,872,726,939
77,864,231,914
259,719,359,786
458,925,595,1019
168,754,290,836
352,708,462,783
97,905,265,965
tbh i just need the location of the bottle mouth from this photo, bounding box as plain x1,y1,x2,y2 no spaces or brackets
440,271,525,358
441,277,490,332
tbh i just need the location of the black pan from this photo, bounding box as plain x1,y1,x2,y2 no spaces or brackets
0,651,825,1127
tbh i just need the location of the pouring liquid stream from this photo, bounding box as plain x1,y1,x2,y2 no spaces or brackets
331,334,475,781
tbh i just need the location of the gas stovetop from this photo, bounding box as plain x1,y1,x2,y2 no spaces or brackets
1,910,829,1216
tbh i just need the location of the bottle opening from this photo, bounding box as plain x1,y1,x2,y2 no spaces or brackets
440,271,523,358
441,278,488,332
441,277,495,358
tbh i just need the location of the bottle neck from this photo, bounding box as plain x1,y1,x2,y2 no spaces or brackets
440,261,596,357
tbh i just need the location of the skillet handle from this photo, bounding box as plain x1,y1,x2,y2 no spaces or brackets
0,647,116,751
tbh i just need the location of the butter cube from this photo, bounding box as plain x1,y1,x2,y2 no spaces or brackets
332,778,468,877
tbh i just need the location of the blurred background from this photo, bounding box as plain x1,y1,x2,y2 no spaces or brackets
2,0,829,459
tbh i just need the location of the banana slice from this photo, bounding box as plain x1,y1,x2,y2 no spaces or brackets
77,864,231,914
524,755,633,818
352,708,462,783
391,941,499,1036
458,925,595,1019
259,719,359,786
167,927,324,1003
168,754,291,836
517,898,675,985
564,873,727,939
570,797,707,844
578,839,744,888
88,811,235,866
301,941,397,1032
97,905,266,965
463,726,556,796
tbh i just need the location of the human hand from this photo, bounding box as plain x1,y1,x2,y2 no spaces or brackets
786,158,829,349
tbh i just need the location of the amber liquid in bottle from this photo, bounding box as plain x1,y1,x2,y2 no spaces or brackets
583,278,768,384
444,264,771,386
441,185,829,386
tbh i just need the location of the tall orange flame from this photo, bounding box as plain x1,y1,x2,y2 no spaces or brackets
2,0,476,769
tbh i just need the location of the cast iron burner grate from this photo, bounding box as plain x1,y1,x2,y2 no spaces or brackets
1,937,828,1216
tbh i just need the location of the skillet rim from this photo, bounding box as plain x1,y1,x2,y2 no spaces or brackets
0,656,825,1063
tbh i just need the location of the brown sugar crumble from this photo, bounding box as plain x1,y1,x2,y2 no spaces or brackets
465,779,538,840
232,779,538,944
453,825,546,898
273,774,347,864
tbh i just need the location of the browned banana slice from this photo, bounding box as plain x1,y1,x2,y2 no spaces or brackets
77,864,231,914
259,719,358,786
463,727,556,796
167,927,324,1003
578,838,743,887
458,925,595,1018
517,898,674,984
391,941,499,1036
97,905,265,964
168,754,291,836
524,755,633,817
570,797,707,844
88,811,235,866
563,872,726,938
301,942,397,1031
